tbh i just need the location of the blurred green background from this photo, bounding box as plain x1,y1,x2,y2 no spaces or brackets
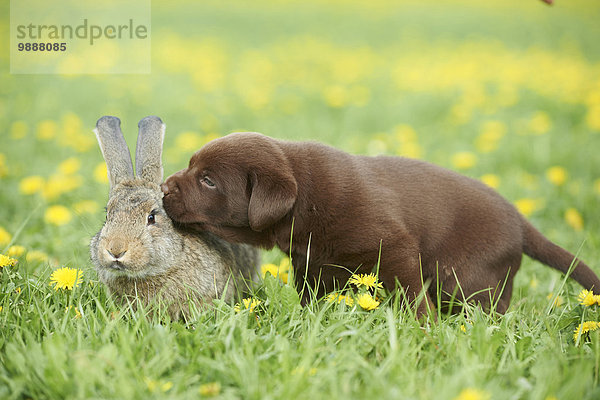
1,0,600,293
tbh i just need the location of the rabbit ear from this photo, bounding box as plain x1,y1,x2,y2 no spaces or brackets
94,116,135,191
136,116,165,185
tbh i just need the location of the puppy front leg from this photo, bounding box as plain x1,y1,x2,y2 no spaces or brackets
293,262,331,306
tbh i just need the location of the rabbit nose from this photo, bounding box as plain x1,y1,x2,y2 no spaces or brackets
107,241,128,260
107,249,127,259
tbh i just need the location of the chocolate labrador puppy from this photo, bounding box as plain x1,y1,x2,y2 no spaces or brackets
161,132,600,317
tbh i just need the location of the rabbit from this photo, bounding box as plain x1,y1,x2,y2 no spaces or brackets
90,115,260,320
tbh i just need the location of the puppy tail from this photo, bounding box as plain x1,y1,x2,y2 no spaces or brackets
522,218,600,293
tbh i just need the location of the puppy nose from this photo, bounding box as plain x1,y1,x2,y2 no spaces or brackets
160,182,170,195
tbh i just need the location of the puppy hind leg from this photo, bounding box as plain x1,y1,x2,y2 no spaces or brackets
380,253,436,321
453,253,521,314
489,262,518,314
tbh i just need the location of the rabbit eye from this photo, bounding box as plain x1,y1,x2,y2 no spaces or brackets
147,210,157,225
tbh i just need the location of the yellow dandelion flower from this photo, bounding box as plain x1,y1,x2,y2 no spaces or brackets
74,200,100,215
0,306,3,312
546,292,563,307
58,157,81,175
349,85,370,107
11,120,28,139
565,208,583,232
577,290,599,306
454,388,490,400
279,257,290,269
518,173,539,190
19,175,45,195
323,85,348,108
0,226,11,246
394,125,422,158
480,174,500,189
546,166,568,186
277,270,289,283
72,134,95,153
460,324,467,333
586,90,600,108
528,111,552,135
573,321,600,342
326,293,354,306
26,250,48,263
291,366,318,376
451,151,477,170
395,124,418,142
585,105,600,131
261,263,279,277
0,254,18,268
65,305,82,318
261,257,290,283
175,131,204,152
36,120,58,140
481,120,507,136
44,205,73,226
199,382,221,396
7,245,26,258
397,141,423,159
529,277,539,289
475,120,506,153
144,378,158,392
594,179,600,196
234,298,261,313
94,162,109,184
449,103,473,126
0,153,7,178
515,198,544,217
349,273,383,290
50,267,83,290
61,112,82,138
42,174,83,200
357,293,380,310
202,132,221,144
392,122,415,139
145,378,173,393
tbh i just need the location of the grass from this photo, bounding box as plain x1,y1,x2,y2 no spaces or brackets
2,0,600,398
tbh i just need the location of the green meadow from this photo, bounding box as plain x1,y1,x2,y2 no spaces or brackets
2,0,600,398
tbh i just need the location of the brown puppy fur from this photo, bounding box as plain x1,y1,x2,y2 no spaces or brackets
162,132,600,317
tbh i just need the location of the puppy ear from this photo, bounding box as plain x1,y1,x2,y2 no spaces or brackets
248,171,297,232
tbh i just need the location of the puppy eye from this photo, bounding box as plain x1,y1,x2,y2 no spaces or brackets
147,210,158,225
201,176,215,188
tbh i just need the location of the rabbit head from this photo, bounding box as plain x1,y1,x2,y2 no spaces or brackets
91,116,183,281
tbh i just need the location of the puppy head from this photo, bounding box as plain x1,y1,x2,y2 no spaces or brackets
162,132,297,232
